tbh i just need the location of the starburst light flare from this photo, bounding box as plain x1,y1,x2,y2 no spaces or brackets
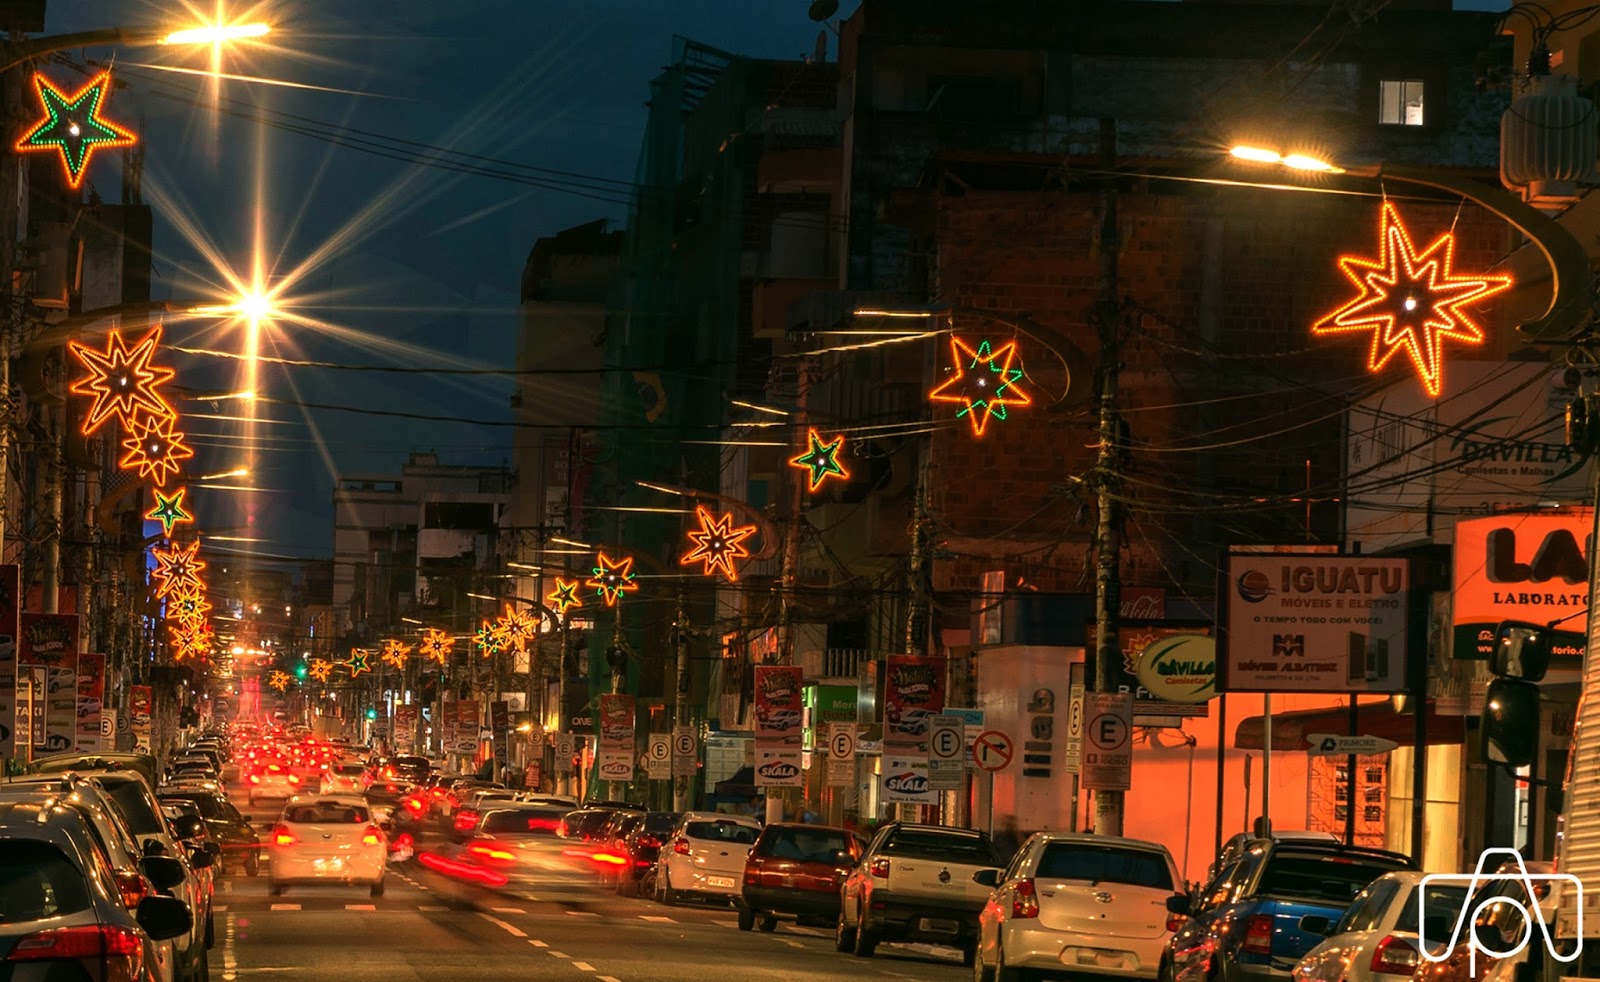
151,540,207,599
68,325,177,435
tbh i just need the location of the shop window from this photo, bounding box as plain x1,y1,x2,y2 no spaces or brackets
1379,79,1425,126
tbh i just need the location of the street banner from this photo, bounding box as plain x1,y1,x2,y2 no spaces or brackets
753,666,804,746
754,745,802,787
393,706,417,753
598,694,635,751
76,653,104,752
1452,510,1590,664
0,565,18,759
129,685,152,753
452,699,480,756
1220,554,1408,693
881,755,935,804
18,666,43,751
19,613,77,668
490,701,510,770
883,654,946,749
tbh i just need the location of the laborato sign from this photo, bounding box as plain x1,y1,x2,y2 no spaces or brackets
1222,554,1409,693
1452,510,1590,664
1135,634,1216,704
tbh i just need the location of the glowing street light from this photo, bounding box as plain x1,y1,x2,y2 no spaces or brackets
1228,145,1345,174
161,23,270,46
1,20,273,72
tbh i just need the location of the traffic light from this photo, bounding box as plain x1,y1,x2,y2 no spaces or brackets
365,708,377,721
294,663,308,680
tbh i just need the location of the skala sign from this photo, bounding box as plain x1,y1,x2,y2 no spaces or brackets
1453,511,1592,662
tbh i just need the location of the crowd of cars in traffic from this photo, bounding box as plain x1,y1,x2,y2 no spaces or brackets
0,718,1554,982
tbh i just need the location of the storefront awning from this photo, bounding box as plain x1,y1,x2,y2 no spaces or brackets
1233,701,1465,751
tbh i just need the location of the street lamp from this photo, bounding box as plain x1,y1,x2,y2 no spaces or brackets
1,20,272,72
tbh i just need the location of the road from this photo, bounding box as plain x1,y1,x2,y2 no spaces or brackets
219,784,968,982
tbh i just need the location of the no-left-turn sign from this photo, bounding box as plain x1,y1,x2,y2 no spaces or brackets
972,730,1015,772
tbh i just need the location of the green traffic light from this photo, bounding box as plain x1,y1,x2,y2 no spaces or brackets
365,708,377,720
294,664,308,679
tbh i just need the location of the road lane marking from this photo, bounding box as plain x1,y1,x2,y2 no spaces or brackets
779,939,804,948
598,977,623,982
639,915,674,923
222,912,237,982
418,905,446,911
548,951,569,959
563,911,599,917
269,904,299,911
345,904,376,911
572,963,595,972
490,906,525,914
712,919,737,928
479,914,527,938
528,940,548,948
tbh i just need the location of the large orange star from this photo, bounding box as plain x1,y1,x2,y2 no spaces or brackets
151,539,206,599
68,325,176,435
586,552,638,607
1312,202,1511,398
119,413,194,487
681,506,756,581
928,336,1031,436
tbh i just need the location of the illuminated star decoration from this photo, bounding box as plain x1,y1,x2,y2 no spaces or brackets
14,70,136,189
928,336,1032,437
307,659,334,684
420,628,453,665
586,552,638,607
681,506,757,581
146,487,193,537
1311,202,1512,398
268,671,291,692
500,604,536,653
346,648,371,677
475,622,503,659
546,578,582,615
170,589,211,626
380,639,411,670
789,429,850,492
67,325,177,435
120,413,194,487
150,540,206,598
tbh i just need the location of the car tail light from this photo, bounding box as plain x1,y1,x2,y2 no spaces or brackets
1242,914,1274,955
7,924,142,962
1011,878,1040,919
470,843,517,863
249,774,260,784
404,797,426,815
287,775,300,785
869,857,891,878
1370,935,1422,975
744,867,759,885
394,832,414,850
113,868,148,909
362,825,383,846
454,810,479,832
673,838,690,855
1166,913,1186,933
639,835,661,849
272,825,297,846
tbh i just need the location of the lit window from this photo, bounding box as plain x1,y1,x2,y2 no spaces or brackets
1379,79,1425,126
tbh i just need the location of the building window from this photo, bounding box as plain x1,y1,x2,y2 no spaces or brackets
1379,79,1425,126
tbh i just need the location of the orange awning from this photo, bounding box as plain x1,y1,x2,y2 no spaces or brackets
1233,701,1464,751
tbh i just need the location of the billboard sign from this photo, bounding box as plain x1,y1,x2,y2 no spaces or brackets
1452,510,1590,664
753,666,804,746
883,655,946,749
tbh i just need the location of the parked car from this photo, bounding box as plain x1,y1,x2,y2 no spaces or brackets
157,788,262,877
838,821,1002,962
558,807,624,842
1294,871,1469,982
974,832,1185,982
739,822,864,933
268,794,387,897
1164,839,1416,982
0,798,192,982
614,811,682,897
25,751,161,788
593,812,646,887
1209,831,1340,881
657,812,762,906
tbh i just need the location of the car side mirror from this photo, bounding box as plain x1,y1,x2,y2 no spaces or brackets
1482,677,1542,767
204,841,222,860
142,855,186,891
972,868,1001,888
1299,914,1332,936
170,815,206,840
187,846,215,870
136,895,192,941
142,839,167,858
1165,895,1192,916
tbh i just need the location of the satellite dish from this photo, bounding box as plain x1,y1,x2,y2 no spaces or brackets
808,0,839,22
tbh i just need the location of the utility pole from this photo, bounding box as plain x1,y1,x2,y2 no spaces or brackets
770,358,810,827
607,609,626,802
1092,117,1125,838
673,598,691,811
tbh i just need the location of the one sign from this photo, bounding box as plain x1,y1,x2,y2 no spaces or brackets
553,732,576,775
1222,554,1409,692
754,745,802,787
1135,635,1217,704
672,726,698,778
883,654,946,750
1306,733,1401,757
754,665,805,745
928,714,966,790
598,694,635,751
1064,682,1084,771
1080,692,1133,791
1087,623,1212,719
645,734,671,780
972,730,1015,772
826,757,854,788
1452,511,1590,663
19,667,43,749
99,710,116,740
881,755,934,803
941,706,985,744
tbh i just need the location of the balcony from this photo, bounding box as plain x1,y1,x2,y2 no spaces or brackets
800,647,868,680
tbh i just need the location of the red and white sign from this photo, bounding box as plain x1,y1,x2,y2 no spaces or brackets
972,730,1014,772
753,665,804,746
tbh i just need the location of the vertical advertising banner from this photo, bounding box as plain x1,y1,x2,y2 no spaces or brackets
76,653,105,752
0,565,18,759
129,685,153,753
883,655,947,749
453,699,480,756
393,706,417,753
597,694,636,783
490,700,510,770
753,666,805,745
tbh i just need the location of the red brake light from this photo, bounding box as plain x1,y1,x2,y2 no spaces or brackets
1011,878,1040,919
362,825,383,846
7,924,142,961
454,810,478,832
639,835,661,849
1243,914,1274,955
395,832,414,849
673,837,690,855
272,825,297,846
1371,935,1421,975
113,868,148,909
470,843,517,863
869,857,891,878
249,774,260,784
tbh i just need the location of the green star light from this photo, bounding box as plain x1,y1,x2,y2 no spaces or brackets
345,648,370,676
14,71,136,189
146,487,192,537
789,428,850,492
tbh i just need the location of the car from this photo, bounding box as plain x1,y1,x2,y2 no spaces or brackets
0,797,192,982
839,822,1002,961
268,793,387,897
246,760,303,804
26,751,161,788
739,822,863,933
452,788,519,836
614,810,682,897
558,807,622,842
1294,871,1470,982
451,804,589,893
657,812,762,905
157,788,263,877
1165,839,1416,982
592,811,647,887
974,832,1186,982
321,761,368,794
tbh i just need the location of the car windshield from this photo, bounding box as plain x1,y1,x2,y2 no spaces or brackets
686,820,758,844
759,827,849,862
642,812,680,833
1257,852,1411,906
1395,883,1470,935
1036,843,1173,889
284,802,370,824
881,830,998,865
160,793,222,819
98,778,163,836
0,840,91,922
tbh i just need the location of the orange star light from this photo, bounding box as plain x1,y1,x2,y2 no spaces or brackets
681,506,757,581
587,552,638,607
1311,202,1512,398
68,325,176,435
499,604,536,653
928,336,1032,437
546,577,582,615
151,540,206,598
420,628,453,664
15,71,136,190
120,414,194,487
380,639,411,669
307,659,334,683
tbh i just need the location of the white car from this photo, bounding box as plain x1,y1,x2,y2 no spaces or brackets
1295,871,1473,982
974,832,1183,981
657,812,762,904
320,762,367,794
268,794,387,898
247,762,302,805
